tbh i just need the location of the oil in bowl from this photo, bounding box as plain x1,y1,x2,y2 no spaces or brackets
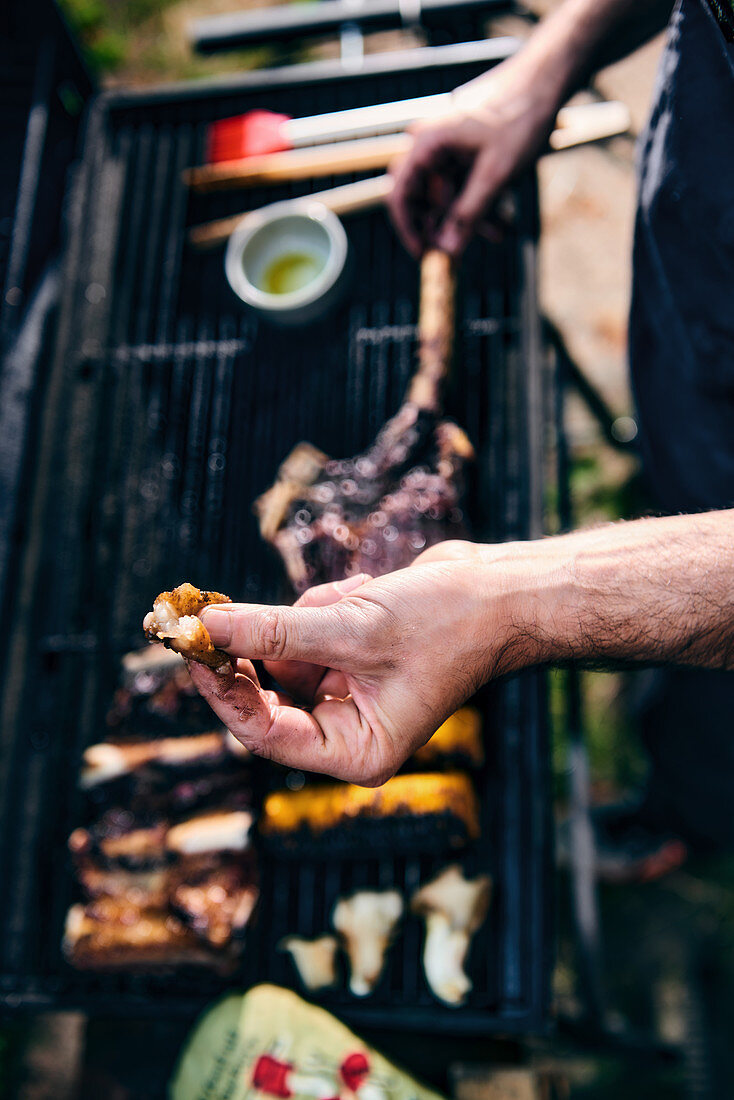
260,251,326,296
225,202,349,324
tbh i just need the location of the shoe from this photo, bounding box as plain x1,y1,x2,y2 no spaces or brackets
557,801,689,884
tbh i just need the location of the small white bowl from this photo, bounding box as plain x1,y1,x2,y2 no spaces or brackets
224,200,349,325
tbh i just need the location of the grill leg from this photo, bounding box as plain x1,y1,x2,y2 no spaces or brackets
544,318,636,455
554,341,607,1030
565,667,606,1028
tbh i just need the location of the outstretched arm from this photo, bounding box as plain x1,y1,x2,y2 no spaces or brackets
388,0,672,256
188,509,734,785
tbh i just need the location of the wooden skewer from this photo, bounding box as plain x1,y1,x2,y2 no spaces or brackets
551,99,631,150
184,133,411,192
189,174,394,249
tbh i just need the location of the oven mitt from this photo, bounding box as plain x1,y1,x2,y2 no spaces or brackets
170,983,447,1100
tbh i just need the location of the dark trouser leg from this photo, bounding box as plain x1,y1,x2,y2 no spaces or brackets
630,216,734,851
635,669,734,850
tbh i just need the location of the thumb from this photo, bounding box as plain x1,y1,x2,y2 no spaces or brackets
199,602,355,667
435,150,503,257
265,574,372,702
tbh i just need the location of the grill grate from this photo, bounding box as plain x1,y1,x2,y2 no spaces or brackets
0,49,551,1031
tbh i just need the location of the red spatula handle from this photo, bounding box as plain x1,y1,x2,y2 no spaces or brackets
206,110,292,162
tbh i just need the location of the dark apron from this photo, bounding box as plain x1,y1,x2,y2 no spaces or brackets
628,0,734,847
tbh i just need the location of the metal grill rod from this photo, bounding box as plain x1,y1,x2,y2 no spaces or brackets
103,38,519,108
191,0,512,51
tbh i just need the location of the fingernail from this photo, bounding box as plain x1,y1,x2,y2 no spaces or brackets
436,224,462,255
200,608,232,646
336,573,370,594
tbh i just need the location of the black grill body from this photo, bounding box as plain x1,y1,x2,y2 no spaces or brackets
0,0,92,684
0,43,551,1033
0,0,91,348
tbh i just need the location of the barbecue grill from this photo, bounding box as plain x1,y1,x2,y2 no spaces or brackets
0,4,552,1034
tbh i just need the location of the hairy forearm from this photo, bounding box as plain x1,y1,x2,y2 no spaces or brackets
478,510,734,676
456,0,672,115
510,0,641,100
186,510,732,785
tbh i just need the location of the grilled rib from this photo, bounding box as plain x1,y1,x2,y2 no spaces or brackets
256,251,474,593
106,645,217,738
171,860,259,947
63,899,239,971
70,808,253,870
80,731,236,788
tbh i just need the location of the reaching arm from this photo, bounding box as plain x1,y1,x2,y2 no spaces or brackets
187,509,734,786
491,508,734,671
388,0,673,256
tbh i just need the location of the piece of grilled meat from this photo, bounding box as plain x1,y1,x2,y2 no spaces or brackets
143,583,231,669
171,859,259,948
106,646,215,738
68,809,258,960
63,898,239,971
256,251,474,593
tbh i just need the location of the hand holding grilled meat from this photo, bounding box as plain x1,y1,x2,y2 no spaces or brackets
186,556,528,785
188,510,734,785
